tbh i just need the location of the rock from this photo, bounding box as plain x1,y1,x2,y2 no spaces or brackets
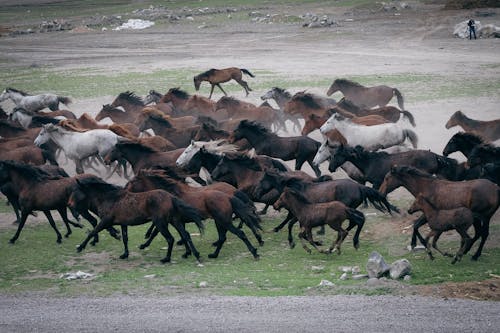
311,265,325,272
366,251,390,278
199,281,208,288
390,259,412,279
60,271,94,280
339,272,348,280
351,266,361,274
403,275,412,281
352,274,369,280
339,266,352,273
366,277,381,286
318,279,335,287
144,274,156,279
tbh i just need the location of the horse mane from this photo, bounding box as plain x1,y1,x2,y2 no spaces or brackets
142,108,173,128
168,87,190,100
6,87,30,96
471,143,499,156
237,120,270,135
79,113,97,123
117,91,144,106
199,140,239,155
334,78,363,88
101,104,124,112
77,176,123,193
136,169,182,195
197,115,219,127
451,131,485,146
117,141,159,153
197,68,217,78
291,92,323,109
149,90,163,98
200,122,228,136
272,87,291,99
108,124,134,139
284,187,312,204
0,160,61,181
223,153,263,171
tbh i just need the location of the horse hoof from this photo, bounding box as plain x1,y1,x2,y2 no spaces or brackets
160,257,171,264
208,253,218,259
139,244,147,250
177,239,185,246
253,254,260,260
273,228,280,233
182,253,192,259
56,238,62,244
76,246,83,253
64,233,71,238
119,254,128,259
316,230,325,236
289,242,295,249
471,255,479,261
258,240,264,246
9,238,16,244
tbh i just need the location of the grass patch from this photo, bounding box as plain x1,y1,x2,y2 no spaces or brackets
0,199,498,296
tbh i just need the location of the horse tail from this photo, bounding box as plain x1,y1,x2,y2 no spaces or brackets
400,110,416,127
359,186,400,214
41,148,59,166
57,96,72,106
240,68,255,78
172,196,204,235
230,195,263,231
403,129,418,148
393,88,404,111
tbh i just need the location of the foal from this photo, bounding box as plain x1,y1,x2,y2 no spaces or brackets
273,188,365,255
408,194,474,264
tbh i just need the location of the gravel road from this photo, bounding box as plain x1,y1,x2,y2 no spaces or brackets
1,295,499,332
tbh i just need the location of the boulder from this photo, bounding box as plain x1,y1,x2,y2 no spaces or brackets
390,259,412,279
366,251,390,278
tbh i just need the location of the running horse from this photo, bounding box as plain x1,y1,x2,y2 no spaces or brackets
445,110,500,142
193,67,255,99
326,79,405,110
0,87,71,112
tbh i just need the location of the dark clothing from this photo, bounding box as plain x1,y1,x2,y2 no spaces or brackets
468,19,477,39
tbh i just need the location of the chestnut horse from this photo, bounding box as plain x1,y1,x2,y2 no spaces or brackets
283,91,337,119
379,165,500,261
445,110,500,142
327,78,405,110
336,98,415,127
95,104,139,124
69,175,203,263
194,67,255,98
215,96,278,129
159,88,224,120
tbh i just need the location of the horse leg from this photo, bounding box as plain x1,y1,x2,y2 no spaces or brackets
10,211,42,244
77,218,110,253
208,85,216,99
305,228,324,253
216,84,227,96
57,208,83,238
152,219,175,263
208,223,227,259
308,160,322,178
258,204,270,215
423,231,435,260
471,218,489,261
346,216,365,250
298,227,312,254
430,232,452,257
452,227,472,264
287,216,298,249
329,227,348,255
411,215,427,249
171,220,200,262
139,226,159,249
273,211,294,232
119,225,129,259
236,79,251,96
226,222,259,259
75,159,84,174
316,225,325,235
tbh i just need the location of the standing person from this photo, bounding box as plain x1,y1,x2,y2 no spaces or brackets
467,18,477,40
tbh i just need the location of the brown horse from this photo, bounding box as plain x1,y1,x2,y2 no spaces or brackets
273,187,365,254
0,160,85,244
336,98,415,126
95,104,139,124
408,193,474,264
135,107,197,130
445,110,500,142
0,145,58,166
283,91,338,119
63,113,141,137
69,175,203,263
125,169,262,259
301,110,388,136
230,120,322,177
110,91,145,114
327,78,405,110
0,119,40,140
158,88,224,120
194,67,255,98
215,96,278,128
379,165,500,261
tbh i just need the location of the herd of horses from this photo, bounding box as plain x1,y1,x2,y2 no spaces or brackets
0,67,499,267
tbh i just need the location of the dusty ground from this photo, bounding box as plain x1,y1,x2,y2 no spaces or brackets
0,1,499,302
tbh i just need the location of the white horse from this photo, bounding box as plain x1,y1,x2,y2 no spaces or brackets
0,87,71,112
176,139,239,168
34,123,123,174
319,114,418,151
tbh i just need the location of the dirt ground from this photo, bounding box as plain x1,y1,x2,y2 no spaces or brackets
0,1,499,301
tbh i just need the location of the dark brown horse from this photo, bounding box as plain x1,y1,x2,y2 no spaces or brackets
327,78,405,110
336,98,415,126
230,120,322,177
379,165,500,261
0,119,40,140
408,193,475,264
445,110,500,142
468,143,500,167
0,160,84,244
194,67,255,98
110,91,145,114
159,88,224,120
215,96,278,128
135,107,197,130
254,168,398,248
125,168,262,259
327,145,451,189
283,91,337,119
273,187,365,254
95,104,139,124
0,145,58,166
69,175,203,263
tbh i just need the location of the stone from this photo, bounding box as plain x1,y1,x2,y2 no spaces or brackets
199,281,208,288
352,274,369,280
318,279,335,287
366,251,390,278
390,259,412,279
339,272,348,280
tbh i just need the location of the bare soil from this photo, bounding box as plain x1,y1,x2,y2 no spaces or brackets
0,1,499,301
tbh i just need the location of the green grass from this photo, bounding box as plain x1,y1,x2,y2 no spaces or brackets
0,197,498,296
